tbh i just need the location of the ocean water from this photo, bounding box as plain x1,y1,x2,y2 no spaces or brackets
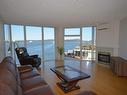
13,40,92,61
26,40,84,60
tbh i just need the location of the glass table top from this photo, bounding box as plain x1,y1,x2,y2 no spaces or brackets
51,65,90,80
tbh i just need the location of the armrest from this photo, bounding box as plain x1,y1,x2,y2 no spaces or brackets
23,57,36,63
30,55,38,58
18,65,33,73
24,57,39,64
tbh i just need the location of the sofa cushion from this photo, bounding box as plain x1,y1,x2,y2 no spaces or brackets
22,76,47,92
0,68,17,94
20,68,40,80
18,65,33,73
0,81,15,95
24,85,54,95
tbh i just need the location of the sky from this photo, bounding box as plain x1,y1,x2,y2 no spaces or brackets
4,24,94,41
64,27,93,41
10,25,54,41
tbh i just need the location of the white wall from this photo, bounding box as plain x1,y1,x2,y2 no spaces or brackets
119,17,127,59
0,18,5,62
96,21,120,56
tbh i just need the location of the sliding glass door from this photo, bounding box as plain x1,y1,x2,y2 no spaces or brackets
64,28,81,60
4,24,11,56
44,27,55,61
64,27,96,60
26,26,42,58
4,24,96,63
82,27,96,60
11,25,24,63
82,27,92,60
11,25,24,47
4,24,55,64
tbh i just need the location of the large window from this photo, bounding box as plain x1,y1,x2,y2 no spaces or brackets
4,24,55,64
11,25,24,47
11,25,24,63
4,24,95,62
82,27,96,60
65,28,80,35
64,28,81,60
44,27,55,61
64,27,96,60
26,26,42,58
4,24,11,56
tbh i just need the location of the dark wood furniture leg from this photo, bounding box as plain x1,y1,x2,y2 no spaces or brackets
56,74,80,93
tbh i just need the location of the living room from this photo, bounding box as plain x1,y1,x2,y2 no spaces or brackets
0,0,127,95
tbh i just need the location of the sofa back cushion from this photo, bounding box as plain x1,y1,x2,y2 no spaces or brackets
0,56,20,95
0,56,21,85
0,81,15,95
0,56,17,78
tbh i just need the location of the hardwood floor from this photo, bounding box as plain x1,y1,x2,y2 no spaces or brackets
40,60,127,95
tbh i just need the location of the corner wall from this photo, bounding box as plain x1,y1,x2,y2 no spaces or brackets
0,18,5,62
119,17,127,59
96,21,120,57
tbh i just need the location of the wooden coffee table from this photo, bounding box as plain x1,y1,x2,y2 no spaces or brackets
50,65,90,93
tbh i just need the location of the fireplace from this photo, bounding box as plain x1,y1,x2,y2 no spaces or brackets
98,52,111,63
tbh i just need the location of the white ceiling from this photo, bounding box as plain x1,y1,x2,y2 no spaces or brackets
0,0,127,27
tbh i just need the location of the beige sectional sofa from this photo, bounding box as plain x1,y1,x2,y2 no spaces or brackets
0,56,55,95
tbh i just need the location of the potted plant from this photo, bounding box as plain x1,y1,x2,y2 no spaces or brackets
57,46,64,60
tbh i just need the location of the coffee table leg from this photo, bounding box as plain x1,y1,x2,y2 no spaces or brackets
57,81,80,93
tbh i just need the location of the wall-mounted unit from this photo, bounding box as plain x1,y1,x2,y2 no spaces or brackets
97,23,110,31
